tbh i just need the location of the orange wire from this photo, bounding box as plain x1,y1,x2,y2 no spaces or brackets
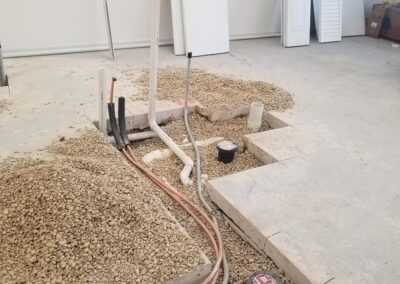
123,146,224,283
109,77,117,104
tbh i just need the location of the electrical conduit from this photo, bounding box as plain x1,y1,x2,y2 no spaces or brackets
183,53,230,283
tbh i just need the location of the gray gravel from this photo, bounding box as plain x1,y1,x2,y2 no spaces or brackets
0,131,204,283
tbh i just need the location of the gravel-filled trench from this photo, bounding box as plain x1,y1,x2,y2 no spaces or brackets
131,114,292,283
0,131,206,283
133,68,294,112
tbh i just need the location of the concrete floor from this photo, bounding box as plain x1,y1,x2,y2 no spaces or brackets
0,37,399,282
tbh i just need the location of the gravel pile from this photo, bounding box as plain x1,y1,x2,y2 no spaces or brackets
132,115,292,283
0,131,204,283
134,68,294,112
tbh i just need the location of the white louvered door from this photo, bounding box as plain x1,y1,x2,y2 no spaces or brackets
313,0,343,43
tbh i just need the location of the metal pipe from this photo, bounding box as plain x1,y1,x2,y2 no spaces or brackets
0,43,7,87
103,0,115,61
147,0,193,186
98,69,107,135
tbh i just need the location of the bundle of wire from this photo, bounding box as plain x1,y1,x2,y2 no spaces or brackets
107,78,225,283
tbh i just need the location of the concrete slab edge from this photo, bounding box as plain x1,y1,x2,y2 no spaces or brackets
208,181,313,284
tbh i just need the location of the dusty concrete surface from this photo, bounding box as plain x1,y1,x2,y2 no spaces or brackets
1,36,399,283
206,37,400,283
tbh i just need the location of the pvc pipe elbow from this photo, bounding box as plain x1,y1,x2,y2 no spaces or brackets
180,164,194,186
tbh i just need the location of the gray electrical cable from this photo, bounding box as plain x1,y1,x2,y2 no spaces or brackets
183,53,230,284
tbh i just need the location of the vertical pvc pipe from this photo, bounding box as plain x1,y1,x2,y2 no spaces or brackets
147,0,194,186
103,0,115,61
148,0,160,124
247,102,264,133
98,69,107,135
0,43,6,87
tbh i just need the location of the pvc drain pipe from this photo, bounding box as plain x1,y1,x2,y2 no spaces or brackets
247,102,264,133
0,43,8,87
147,0,193,185
108,131,157,145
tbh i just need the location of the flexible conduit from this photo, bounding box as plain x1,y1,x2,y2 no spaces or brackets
183,53,230,284
107,80,224,283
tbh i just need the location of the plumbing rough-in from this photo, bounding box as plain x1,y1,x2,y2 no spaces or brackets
106,77,225,283
147,0,193,186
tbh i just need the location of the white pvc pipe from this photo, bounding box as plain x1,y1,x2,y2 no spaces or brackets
142,137,224,164
128,131,157,141
108,131,157,144
247,101,264,133
148,0,193,185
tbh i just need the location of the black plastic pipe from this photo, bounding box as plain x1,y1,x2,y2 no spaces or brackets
108,103,124,150
118,97,130,146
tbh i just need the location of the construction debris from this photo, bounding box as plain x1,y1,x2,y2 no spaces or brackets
134,68,294,112
0,131,205,283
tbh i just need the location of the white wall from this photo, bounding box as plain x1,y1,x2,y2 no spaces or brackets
0,0,174,57
228,0,281,40
1,0,283,57
0,0,377,57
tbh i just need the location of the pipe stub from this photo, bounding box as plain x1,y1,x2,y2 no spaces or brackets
217,140,238,164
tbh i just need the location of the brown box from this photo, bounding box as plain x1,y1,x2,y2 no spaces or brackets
381,4,400,42
367,4,387,38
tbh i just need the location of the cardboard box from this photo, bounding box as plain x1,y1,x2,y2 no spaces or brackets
367,4,387,38
382,4,400,41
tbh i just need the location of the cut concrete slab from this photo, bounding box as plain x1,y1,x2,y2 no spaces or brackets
90,99,197,132
197,105,250,122
126,99,196,130
244,126,324,164
197,104,289,129
208,156,400,284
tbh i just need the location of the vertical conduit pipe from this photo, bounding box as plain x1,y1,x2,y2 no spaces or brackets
147,0,193,185
103,0,115,61
98,69,108,135
0,43,7,87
